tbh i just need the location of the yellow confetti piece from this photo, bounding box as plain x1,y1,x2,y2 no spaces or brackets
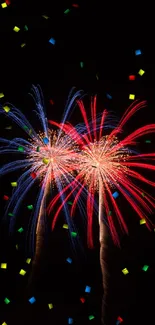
26,258,31,264
0,93,4,98
3,105,10,113
42,158,49,164
2,322,7,325
1,2,7,8
63,224,69,229
42,15,49,19
16,244,18,250
122,268,129,275
21,43,26,48
13,26,20,32
48,303,53,309
138,69,145,76
11,182,17,187
129,94,135,100
140,218,146,225
1,263,7,269
19,269,26,275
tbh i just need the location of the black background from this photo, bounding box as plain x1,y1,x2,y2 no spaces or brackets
0,1,155,325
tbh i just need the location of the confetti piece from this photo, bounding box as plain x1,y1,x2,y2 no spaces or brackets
24,25,28,31
138,69,145,76
3,106,10,114
3,195,9,201
64,9,70,14
140,218,146,225
85,285,91,293
6,0,10,4
1,263,7,269
2,322,7,325
27,205,33,210
13,26,20,32
29,297,36,304
106,93,112,99
16,244,18,250
71,231,77,237
1,3,7,9
18,227,24,233
23,125,28,130
63,224,69,229
49,99,54,105
18,146,24,152
117,316,123,323
129,94,135,100
122,268,129,275
49,37,56,45
108,210,112,216
135,49,142,56
43,137,49,145
80,62,84,68
4,298,10,304
26,258,31,264
129,75,136,80
72,3,79,7
96,74,99,80
68,318,73,324
80,297,85,303
0,93,4,98
42,158,49,164
30,172,37,179
67,201,73,205
112,191,119,199
11,182,17,187
8,212,14,217
141,192,145,197
42,15,49,19
5,126,12,129
48,303,53,309
66,257,72,264
19,269,26,275
142,265,149,272
36,146,40,152
145,140,151,143
21,43,26,48
89,315,95,320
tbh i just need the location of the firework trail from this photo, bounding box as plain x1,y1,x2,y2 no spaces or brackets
48,95,155,324
0,85,83,291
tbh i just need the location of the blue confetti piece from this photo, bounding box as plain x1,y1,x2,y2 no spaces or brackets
49,37,56,45
116,321,120,325
85,285,91,293
43,137,49,145
112,191,119,199
135,49,141,56
29,297,36,304
66,257,72,264
68,318,73,324
106,93,112,99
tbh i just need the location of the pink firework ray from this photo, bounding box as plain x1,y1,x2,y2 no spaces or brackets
48,97,155,247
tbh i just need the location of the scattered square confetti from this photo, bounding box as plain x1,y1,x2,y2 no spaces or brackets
27,205,33,210
63,224,69,229
80,62,84,68
135,49,142,56
48,303,53,309
85,285,91,293
26,258,31,264
140,218,146,225
129,94,135,100
42,15,49,19
18,227,24,233
36,146,40,152
67,201,73,205
49,37,56,45
145,140,151,143
117,316,123,323
30,172,37,179
18,146,24,152
80,297,85,303
72,3,79,7
64,9,70,14
21,43,26,48
24,25,28,31
2,322,7,325
68,318,73,324
29,297,36,304
11,182,17,187
0,93,4,98
42,158,49,164
66,257,72,264
138,69,145,76
19,269,26,275
112,191,119,199
71,231,77,237
122,268,129,275
1,2,7,8
142,265,149,272
106,93,112,99
13,26,20,32
1,263,7,269
3,195,9,201
129,75,136,80
43,137,49,144
4,297,10,304
3,105,10,112
89,315,95,320
8,212,14,217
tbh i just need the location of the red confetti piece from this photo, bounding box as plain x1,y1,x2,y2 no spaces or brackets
30,172,37,179
129,75,136,80
3,195,9,201
117,316,123,322
72,3,79,7
6,0,11,4
80,297,85,303
49,99,54,105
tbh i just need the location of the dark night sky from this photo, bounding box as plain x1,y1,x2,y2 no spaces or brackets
0,1,155,325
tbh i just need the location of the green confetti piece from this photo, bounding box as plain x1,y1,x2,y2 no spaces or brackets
26,258,31,264
18,146,24,152
27,205,33,210
67,201,73,205
64,8,70,14
145,140,151,143
23,125,28,130
18,227,24,233
71,231,77,237
1,263,7,269
80,62,84,68
142,265,149,272
8,212,14,217
24,25,28,31
108,210,112,216
19,269,26,275
4,297,10,304
36,146,40,152
89,315,95,320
